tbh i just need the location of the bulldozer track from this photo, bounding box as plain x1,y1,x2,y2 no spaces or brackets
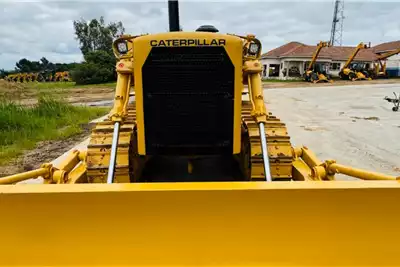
86,101,294,183
86,103,137,183
241,100,294,181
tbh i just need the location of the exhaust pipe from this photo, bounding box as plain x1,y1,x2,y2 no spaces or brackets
168,0,180,32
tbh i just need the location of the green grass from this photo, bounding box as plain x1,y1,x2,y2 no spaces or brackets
0,97,108,164
26,81,116,90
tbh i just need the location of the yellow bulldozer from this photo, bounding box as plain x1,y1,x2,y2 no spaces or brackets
303,41,333,83
1,1,400,266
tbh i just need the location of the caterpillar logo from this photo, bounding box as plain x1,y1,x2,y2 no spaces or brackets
150,39,226,47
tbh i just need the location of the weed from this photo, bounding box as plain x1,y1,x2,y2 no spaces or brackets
0,97,107,164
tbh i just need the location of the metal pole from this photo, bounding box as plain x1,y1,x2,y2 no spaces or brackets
0,168,48,185
107,122,120,184
168,0,180,32
259,122,272,182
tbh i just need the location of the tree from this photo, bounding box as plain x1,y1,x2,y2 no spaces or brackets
71,17,125,85
73,16,125,56
40,57,50,71
16,58,34,72
71,50,116,85
0,69,8,79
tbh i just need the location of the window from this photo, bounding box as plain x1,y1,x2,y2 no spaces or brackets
330,63,341,70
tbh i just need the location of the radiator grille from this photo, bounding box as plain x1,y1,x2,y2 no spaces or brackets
142,46,235,155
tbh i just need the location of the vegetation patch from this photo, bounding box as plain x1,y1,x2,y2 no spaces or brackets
0,97,108,164
25,81,116,90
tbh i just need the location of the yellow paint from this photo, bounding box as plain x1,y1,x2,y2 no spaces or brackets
1,181,400,266
0,168,48,184
133,32,243,155
307,41,329,71
327,162,398,180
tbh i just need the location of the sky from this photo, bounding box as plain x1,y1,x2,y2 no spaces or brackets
0,0,399,70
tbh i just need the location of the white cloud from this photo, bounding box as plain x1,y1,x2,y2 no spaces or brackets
1,1,399,69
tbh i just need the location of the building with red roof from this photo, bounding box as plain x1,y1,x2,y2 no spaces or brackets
260,40,400,79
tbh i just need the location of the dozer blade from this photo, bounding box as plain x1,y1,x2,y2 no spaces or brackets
1,181,400,267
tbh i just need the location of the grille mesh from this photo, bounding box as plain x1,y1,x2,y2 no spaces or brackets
142,46,235,155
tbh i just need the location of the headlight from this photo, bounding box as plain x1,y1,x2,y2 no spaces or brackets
248,42,260,55
117,41,128,54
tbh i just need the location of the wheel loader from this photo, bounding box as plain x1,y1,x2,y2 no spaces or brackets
303,41,333,83
339,42,372,81
1,1,400,266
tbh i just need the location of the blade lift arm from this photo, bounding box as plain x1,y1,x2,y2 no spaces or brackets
241,35,272,181
107,35,137,183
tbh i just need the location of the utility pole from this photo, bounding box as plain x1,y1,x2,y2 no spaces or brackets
330,0,345,46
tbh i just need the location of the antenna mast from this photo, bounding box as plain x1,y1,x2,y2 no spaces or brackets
330,0,345,46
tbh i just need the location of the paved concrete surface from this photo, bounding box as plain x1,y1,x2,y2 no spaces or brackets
263,83,400,177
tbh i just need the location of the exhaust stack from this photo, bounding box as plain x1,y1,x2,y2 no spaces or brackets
168,0,180,32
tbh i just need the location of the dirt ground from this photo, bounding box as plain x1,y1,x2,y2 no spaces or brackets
0,80,115,106
0,124,92,177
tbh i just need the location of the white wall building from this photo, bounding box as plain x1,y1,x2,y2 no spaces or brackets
260,41,400,80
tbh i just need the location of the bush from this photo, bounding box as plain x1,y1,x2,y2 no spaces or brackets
71,62,115,85
71,50,117,85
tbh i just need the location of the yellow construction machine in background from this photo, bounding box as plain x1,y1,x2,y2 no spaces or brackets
303,41,333,83
339,42,372,81
1,1,400,266
373,47,400,79
5,71,71,83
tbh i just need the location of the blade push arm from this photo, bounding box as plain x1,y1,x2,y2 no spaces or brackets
292,147,399,181
0,150,87,184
